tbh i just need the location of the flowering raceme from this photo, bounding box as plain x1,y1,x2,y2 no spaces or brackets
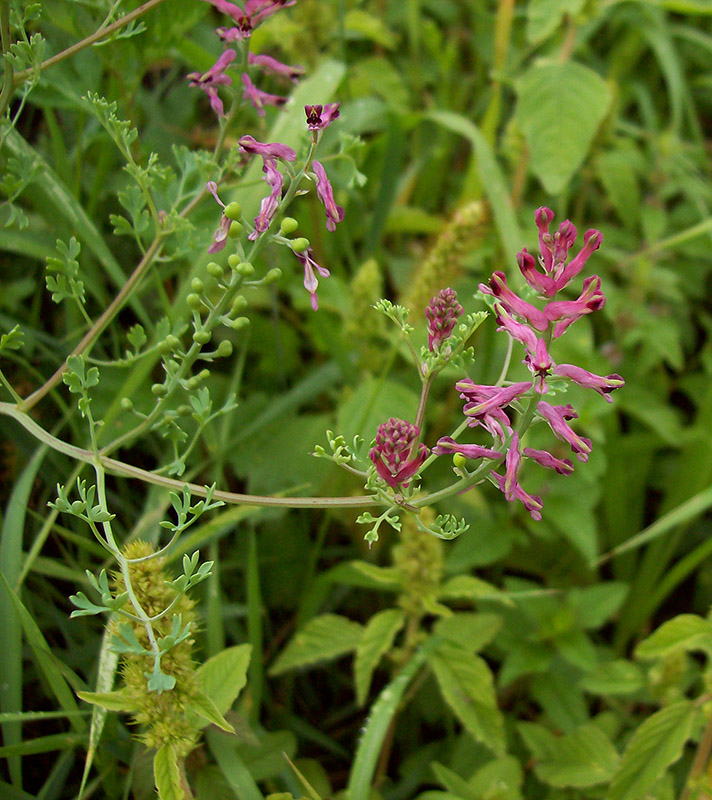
429,207,624,519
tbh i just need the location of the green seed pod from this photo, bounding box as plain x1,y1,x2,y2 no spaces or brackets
191,278,205,294
120,398,134,412
186,293,201,310
453,453,467,470
280,216,299,235
177,405,192,416
231,316,250,331
225,201,242,221
193,330,211,345
217,340,233,357
228,254,241,269
290,237,310,253
207,261,224,278
165,334,180,350
151,383,167,397
264,268,282,285
231,295,248,315
236,261,254,277
228,221,242,238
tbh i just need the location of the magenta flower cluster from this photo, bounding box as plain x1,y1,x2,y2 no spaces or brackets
369,418,428,490
426,288,463,351
438,207,624,519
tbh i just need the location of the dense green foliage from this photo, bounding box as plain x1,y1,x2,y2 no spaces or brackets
2,1,712,799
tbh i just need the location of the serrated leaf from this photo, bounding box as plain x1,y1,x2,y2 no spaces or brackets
607,701,697,800
519,721,619,788
0,325,24,355
433,612,502,653
428,642,505,755
76,689,138,713
438,575,512,605
189,692,235,733
196,644,251,720
154,744,187,800
270,614,363,676
635,614,712,660
516,62,612,194
354,609,405,706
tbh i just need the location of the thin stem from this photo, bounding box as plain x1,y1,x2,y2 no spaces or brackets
680,711,712,800
11,0,169,86
0,401,382,510
0,368,22,402
0,0,14,118
20,233,167,412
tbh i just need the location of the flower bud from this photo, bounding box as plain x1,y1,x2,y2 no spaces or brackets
236,261,254,277
177,405,192,416
151,383,167,397
207,261,224,278
216,340,233,357
228,254,241,269
290,237,310,253
225,201,242,221
231,295,248,315
280,216,299,235
199,368,210,380
165,335,180,351
228,221,242,238
193,330,211,345
191,278,205,294
186,293,201,310
230,316,250,331
186,377,200,390
120,398,134,412
264,268,282,285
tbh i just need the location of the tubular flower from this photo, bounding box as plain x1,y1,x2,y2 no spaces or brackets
187,49,236,117
426,288,463,351
432,436,503,462
241,73,287,116
248,158,284,240
305,103,340,131
369,418,428,489
205,181,231,253
296,247,330,311
248,52,304,83
480,272,549,331
206,0,295,40
238,135,296,163
457,380,533,422
523,447,574,475
492,434,543,521
553,364,625,402
537,402,593,462
312,161,344,232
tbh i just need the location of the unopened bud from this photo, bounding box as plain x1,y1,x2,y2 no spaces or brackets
177,405,192,416
280,216,299,235
191,278,205,294
120,398,134,412
193,330,211,345
217,340,233,357
231,295,248,315
165,334,180,350
290,237,310,253
236,261,254,277
207,261,224,278
228,221,242,238
225,201,242,221
151,383,167,397
264,268,282,285
230,316,250,331
186,293,201,310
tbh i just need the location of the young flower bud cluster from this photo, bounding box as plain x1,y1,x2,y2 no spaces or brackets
425,287,463,351
369,418,428,490
433,208,624,519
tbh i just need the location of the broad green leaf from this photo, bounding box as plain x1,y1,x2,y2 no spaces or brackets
519,721,619,788
76,689,137,712
526,0,586,43
469,756,523,800
429,642,505,755
608,701,698,800
568,583,628,630
196,644,251,718
635,614,712,659
154,744,186,800
270,614,363,675
438,574,512,605
430,762,479,800
515,62,612,194
327,560,402,591
581,660,646,696
189,692,235,734
344,9,398,48
433,613,502,653
355,609,405,705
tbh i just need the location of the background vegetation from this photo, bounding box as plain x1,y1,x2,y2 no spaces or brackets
2,0,712,798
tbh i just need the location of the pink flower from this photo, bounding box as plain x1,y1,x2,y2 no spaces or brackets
241,72,287,116
187,49,237,117
426,288,463,351
432,436,503,461
369,418,428,489
206,0,295,39
238,135,296,162
537,402,592,462
305,103,340,130
492,434,543,520
553,364,625,402
205,181,231,253
457,380,532,421
480,272,549,331
248,158,284,240
248,52,304,83
544,275,606,338
523,447,574,475
296,247,330,311
524,338,553,394
312,161,344,232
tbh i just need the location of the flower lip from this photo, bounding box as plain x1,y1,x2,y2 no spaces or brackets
305,102,341,130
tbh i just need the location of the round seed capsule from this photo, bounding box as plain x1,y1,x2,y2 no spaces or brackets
186,293,201,310
231,295,248,315
207,262,224,278
231,316,250,331
120,398,134,412
264,268,282,285
217,340,233,357
165,335,180,350
177,405,192,416
290,237,310,253
225,201,242,221
191,278,205,294
453,453,467,469
193,330,211,345
151,383,167,397
228,221,242,238
236,261,254,277
280,216,299,235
